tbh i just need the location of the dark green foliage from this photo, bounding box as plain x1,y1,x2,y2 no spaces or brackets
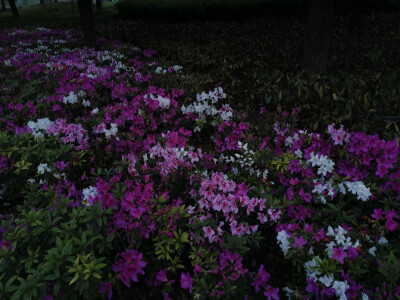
0,199,114,300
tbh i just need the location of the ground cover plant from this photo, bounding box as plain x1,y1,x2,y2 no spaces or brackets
0,27,399,299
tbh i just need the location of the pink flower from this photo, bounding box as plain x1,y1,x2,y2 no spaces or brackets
203,226,216,243
332,246,347,264
258,213,268,224
180,272,193,293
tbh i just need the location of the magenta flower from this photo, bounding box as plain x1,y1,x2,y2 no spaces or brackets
371,208,383,220
112,249,147,287
55,161,67,170
332,246,347,264
385,209,399,231
347,247,359,261
264,285,280,300
252,264,270,293
98,281,112,300
385,219,398,232
293,236,307,249
193,264,203,276
156,268,168,283
180,272,193,293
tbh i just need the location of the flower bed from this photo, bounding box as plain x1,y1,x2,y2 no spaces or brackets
0,28,399,299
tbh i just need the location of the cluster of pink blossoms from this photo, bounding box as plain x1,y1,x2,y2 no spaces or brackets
46,118,89,150
188,172,281,241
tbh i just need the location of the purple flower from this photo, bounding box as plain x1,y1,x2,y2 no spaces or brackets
112,249,147,287
264,285,280,300
193,264,203,276
347,247,359,261
98,281,112,300
156,268,168,283
332,246,347,264
306,278,320,298
371,208,383,220
293,236,307,249
180,272,193,293
55,161,67,170
252,264,270,293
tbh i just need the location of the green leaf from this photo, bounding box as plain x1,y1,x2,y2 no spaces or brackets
69,273,79,285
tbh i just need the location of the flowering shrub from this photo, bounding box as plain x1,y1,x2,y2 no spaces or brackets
0,27,399,300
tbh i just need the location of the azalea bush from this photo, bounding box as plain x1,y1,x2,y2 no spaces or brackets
0,27,399,300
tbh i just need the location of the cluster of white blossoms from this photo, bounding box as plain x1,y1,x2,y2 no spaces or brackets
82,186,98,206
27,118,53,139
155,65,183,74
338,181,372,202
181,87,233,128
311,178,335,204
284,132,300,147
144,93,171,109
37,163,51,174
307,152,335,177
63,91,79,104
303,256,353,300
325,226,360,257
218,141,263,177
103,123,118,139
276,230,291,256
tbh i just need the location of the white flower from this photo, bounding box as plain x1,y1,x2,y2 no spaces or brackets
332,281,349,299
304,257,321,279
307,152,335,177
319,274,334,287
63,91,78,104
91,108,99,115
27,118,53,139
344,181,371,201
82,186,97,205
294,149,302,158
282,287,293,300
82,100,91,107
362,293,369,300
104,123,118,138
37,163,51,174
368,246,377,256
277,230,291,256
378,236,388,244
285,136,294,147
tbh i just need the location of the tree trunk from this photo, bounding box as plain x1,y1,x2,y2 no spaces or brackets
77,0,96,47
40,0,44,5
301,0,335,73
7,0,19,17
1,0,6,12
96,0,102,11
